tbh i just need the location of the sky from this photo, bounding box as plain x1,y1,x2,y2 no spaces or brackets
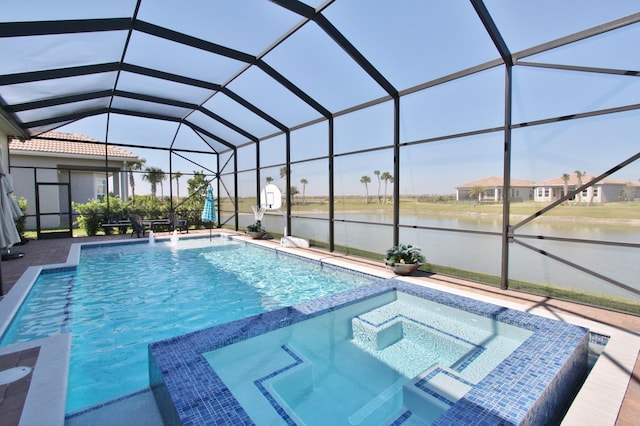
11,0,638,197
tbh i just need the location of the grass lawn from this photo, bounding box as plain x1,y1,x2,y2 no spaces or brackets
325,243,640,315
227,196,640,222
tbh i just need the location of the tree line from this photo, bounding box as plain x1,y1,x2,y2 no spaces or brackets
360,170,393,204
127,159,184,201
264,167,308,204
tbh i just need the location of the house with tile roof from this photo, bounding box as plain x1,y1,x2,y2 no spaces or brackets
533,172,637,204
8,132,139,231
455,176,535,202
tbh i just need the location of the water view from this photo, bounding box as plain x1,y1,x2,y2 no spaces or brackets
259,211,640,301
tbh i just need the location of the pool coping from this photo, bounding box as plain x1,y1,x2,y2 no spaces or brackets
149,277,591,425
0,334,70,426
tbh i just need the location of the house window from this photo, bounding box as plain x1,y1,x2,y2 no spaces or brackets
96,177,107,201
544,188,550,197
537,188,544,197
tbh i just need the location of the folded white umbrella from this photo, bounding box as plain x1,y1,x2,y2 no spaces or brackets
0,162,22,250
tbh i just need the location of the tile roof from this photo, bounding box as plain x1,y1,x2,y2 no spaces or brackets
456,176,536,188
457,174,632,189
535,172,629,186
9,132,138,160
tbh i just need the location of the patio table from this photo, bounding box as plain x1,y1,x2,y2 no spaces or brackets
100,220,131,235
144,219,172,232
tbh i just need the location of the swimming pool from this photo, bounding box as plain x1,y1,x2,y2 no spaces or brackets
0,236,376,413
150,280,590,425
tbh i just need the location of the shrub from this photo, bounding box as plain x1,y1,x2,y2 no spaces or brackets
100,196,130,235
15,197,28,239
384,244,426,265
73,199,104,236
132,195,170,220
103,196,129,222
246,221,265,232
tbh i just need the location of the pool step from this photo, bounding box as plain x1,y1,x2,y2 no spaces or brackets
404,364,473,421
345,363,474,425
256,345,311,425
351,301,486,381
352,314,403,351
348,377,405,425
351,304,476,424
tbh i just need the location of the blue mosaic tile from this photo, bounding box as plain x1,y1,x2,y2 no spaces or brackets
39,265,77,275
389,410,413,425
240,240,383,284
590,331,610,346
80,240,147,251
81,235,225,253
149,277,589,426
65,388,154,419
413,367,475,407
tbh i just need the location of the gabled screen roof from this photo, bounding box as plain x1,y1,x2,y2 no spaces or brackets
1,0,638,155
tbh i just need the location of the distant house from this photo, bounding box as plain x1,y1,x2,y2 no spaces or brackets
534,172,635,204
9,131,138,230
456,176,535,202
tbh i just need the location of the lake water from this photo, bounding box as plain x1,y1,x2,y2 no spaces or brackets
269,212,640,301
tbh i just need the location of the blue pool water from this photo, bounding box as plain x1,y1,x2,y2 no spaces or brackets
0,236,375,413
204,292,533,425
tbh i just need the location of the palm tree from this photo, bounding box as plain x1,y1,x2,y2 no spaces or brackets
127,158,146,204
300,178,308,204
279,167,288,180
279,167,289,206
381,172,393,204
289,186,299,204
143,166,166,199
561,173,570,204
374,170,381,204
172,171,183,203
360,175,371,204
574,170,584,203
266,176,274,184
470,186,487,203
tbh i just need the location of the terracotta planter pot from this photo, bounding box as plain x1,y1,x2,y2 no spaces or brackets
248,232,266,240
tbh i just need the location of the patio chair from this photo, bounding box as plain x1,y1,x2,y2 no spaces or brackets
169,212,188,233
130,214,149,238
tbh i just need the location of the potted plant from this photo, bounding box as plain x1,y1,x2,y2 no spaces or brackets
246,220,266,239
384,243,425,275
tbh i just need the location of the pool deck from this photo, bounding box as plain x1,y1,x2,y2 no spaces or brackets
0,229,638,425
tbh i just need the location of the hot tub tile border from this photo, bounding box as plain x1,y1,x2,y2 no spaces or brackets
149,279,589,426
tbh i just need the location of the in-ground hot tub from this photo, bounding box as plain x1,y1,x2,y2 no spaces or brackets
150,279,589,425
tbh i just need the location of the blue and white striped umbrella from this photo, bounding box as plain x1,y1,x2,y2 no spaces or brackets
201,185,216,223
201,185,216,239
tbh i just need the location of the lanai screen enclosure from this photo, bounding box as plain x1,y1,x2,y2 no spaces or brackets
0,1,639,307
